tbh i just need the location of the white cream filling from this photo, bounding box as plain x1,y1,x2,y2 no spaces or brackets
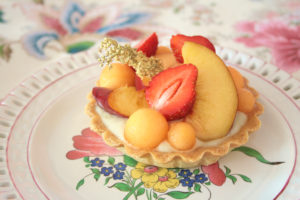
96,107,247,152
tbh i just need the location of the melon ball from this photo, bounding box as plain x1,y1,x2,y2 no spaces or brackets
124,108,168,150
97,63,135,90
168,122,196,151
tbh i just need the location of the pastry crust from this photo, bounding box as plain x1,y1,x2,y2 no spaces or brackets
85,79,263,168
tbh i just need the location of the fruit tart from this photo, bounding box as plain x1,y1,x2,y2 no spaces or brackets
85,33,263,168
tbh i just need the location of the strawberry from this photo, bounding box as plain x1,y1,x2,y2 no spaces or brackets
136,32,158,57
170,34,215,63
145,64,198,120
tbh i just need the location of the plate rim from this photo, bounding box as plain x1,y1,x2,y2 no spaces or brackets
0,46,299,199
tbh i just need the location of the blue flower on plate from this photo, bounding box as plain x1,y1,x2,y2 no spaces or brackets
195,173,208,183
101,167,114,176
91,158,105,167
113,171,125,180
180,177,195,187
114,162,127,171
178,169,193,178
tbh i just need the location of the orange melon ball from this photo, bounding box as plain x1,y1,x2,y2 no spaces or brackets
97,63,135,90
168,122,196,151
228,67,245,89
237,88,256,113
124,108,168,150
155,46,172,55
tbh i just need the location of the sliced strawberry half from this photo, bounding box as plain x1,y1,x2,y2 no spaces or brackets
170,34,215,63
145,64,198,120
136,32,158,57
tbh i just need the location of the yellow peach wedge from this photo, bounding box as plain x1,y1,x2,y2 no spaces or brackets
97,63,135,90
168,122,196,151
108,86,149,117
182,42,238,141
124,108,168,150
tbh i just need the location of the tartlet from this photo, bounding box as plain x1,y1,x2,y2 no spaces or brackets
85,34,263,168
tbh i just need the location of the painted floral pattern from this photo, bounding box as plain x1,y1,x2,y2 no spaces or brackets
235,2,300,73
16,1,175,59
66,128,122,160
67,128,284,200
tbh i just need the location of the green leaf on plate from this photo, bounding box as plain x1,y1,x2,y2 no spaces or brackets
108,157,115,165
193,169,200,175
91,168,100,175
111,183,131,192
232,146,284,165
123,155,138,167
76,179,85,190
166,191,193,199
94,173,100,181
205,182,211,186
137,188,145,196
194,183,201,192
238,174,252,183
227,175,237,184
83,156,90,163
153,192,158,198
224,165,231,176
105,177,112,185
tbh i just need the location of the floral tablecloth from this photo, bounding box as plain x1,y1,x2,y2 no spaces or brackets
0,0,299,199
0,0,300,98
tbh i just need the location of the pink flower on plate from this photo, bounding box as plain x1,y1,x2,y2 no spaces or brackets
201,162,226,186
66,128,122,160
235,19,300,73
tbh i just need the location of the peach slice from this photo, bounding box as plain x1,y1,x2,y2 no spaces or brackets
108,86,149,117
182,42,238,141
92,87,126,117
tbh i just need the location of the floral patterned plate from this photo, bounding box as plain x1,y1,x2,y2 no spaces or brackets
0,45,299,200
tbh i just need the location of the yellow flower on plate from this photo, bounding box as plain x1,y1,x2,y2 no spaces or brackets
131,163,179,193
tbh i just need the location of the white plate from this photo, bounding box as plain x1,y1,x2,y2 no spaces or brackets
0,46,299,200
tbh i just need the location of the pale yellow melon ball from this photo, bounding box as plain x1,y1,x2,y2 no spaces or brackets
97,63,135,90
168,122,196,151
124,108,168,150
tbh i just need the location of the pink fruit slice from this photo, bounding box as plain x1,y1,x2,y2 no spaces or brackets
135,75,146,91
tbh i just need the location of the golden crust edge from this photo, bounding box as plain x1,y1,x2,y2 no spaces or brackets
85,79,263,168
